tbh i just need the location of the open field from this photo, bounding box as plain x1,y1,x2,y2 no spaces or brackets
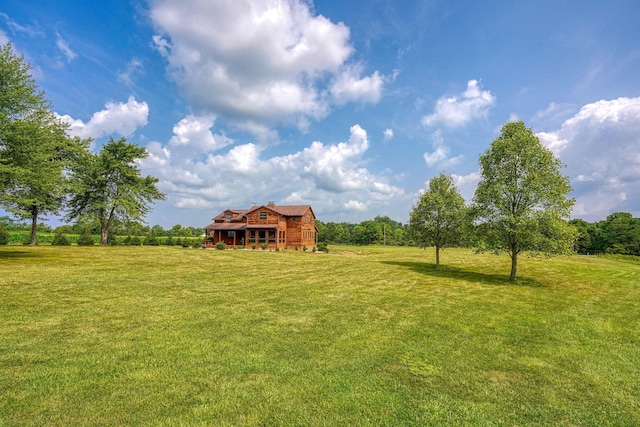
1,245,638,425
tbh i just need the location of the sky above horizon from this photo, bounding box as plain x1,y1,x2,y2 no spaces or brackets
2,0,639,227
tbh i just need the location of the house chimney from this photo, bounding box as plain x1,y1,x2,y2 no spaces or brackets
267,201,275,207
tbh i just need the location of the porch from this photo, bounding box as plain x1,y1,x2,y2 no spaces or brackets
204,224,286,249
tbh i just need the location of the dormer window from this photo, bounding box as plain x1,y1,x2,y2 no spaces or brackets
225,213,231,222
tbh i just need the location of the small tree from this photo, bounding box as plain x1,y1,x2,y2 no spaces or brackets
409,173,467,268
51,230,70,246
76,226,95,246
472,121,576,281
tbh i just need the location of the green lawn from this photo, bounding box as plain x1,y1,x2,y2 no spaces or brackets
1,246,638,425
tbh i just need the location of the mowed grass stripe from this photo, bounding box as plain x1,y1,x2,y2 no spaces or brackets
0,246,638,425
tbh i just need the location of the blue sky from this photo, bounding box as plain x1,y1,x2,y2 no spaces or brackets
2,0,639,227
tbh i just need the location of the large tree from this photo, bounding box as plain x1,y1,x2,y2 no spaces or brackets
0,42,87,245
472,121,576,281
66,136,166,245
409,173,467,268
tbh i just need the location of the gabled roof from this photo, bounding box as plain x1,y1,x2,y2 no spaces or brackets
212,209,249,221
244,204,314,217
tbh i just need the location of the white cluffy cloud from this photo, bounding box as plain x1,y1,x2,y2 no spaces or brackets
150,0,385,138
59,96,149,139
141,123,404,217
423,129,463,169
537,96,640,221
423,80,496,128
383,128,394,142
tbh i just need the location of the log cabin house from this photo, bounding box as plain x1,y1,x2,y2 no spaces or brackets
203,202,317,249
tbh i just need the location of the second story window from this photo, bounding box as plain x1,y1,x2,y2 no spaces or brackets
226,213,231,222
259,211,267,220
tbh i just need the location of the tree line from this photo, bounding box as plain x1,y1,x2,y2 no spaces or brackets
570,213,640,256
0,42,164,245
316,216,409,246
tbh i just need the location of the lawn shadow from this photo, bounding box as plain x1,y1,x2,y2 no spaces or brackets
382,261,544,288
0,249,40,259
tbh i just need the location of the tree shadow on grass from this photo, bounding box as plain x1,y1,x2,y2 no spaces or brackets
0,249,40,259
382,261,544,288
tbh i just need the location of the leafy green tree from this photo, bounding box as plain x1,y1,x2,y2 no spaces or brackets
601,212,640,256
0,42,49,130
0,43,88,245
408,173,467,268
472,121,576,281
568,218,600,254
66,136,166,245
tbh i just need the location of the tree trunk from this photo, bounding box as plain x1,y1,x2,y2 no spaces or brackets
435,244,440,268
100,227,108,245
509,251,518,281
29,204,38,246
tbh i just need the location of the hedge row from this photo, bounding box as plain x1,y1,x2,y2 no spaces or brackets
4,232,203,247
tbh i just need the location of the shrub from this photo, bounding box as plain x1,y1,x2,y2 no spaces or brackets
175,238,182,247
261,243,268,250
303,245,307,252
181,240,190,248
216,241,227,250
312,246,316,253
192,239,202,248
77,228,95,246
251,243,257,250
166,235,174,246
235,245,245,250
22,234,33,245
123,235,132,246
0,225,9,245
317,242,328,253
130,236,141,246
51,231,70,246
144,233,160,246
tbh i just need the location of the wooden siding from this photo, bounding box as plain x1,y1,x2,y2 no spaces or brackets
207,204,316,249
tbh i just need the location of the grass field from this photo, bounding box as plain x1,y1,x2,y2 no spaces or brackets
1,245,638,425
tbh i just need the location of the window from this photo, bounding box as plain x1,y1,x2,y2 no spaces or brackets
268,230,276,243
227,231,235,237
259,211,267,220
225,213,231,222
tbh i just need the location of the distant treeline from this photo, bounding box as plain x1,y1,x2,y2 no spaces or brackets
0,216,203,238
3,213,639,255
316,216,409,246
316,212,640,255
570,213,640,256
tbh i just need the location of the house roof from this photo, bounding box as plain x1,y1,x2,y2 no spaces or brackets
203,222,247,231
244,204,313,217
212,209,249,221
211,204,314,220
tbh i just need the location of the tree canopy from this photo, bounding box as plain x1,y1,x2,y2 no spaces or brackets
0,42,87,244
66,137,166,245
472,121,576,280
409,173,467,268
